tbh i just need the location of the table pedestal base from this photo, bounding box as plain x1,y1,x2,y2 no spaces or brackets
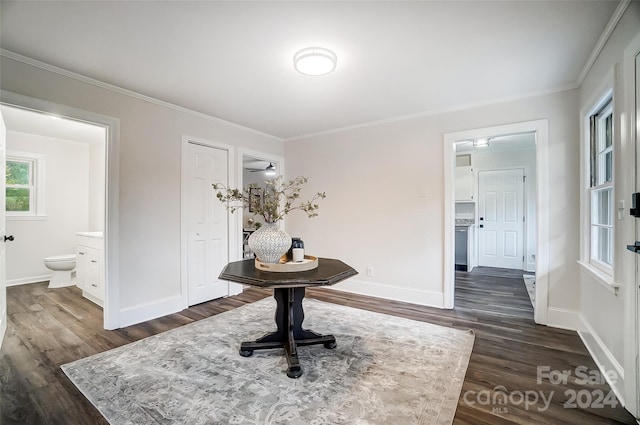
239,287,336,378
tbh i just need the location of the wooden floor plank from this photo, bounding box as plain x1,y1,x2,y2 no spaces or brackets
0,268,636,424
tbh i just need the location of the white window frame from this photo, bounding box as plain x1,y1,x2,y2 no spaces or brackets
6,150,46,220
589,101,614,274
579,87,616,290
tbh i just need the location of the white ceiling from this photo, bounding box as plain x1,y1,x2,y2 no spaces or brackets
0,1,620,140
1,105,106,145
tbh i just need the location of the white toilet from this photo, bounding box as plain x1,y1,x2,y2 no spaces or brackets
44,254,76,288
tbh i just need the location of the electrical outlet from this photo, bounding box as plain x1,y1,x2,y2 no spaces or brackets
367,266,374,277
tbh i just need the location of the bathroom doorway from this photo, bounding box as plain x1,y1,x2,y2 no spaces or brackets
0,104,108,318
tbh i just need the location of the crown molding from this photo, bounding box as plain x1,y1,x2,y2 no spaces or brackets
0,49,283,142
284,82,578,142
576,0,631,86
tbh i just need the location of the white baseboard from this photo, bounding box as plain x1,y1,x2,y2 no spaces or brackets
330,278,445,308
228,282,243,296
82,290,103,308
119,294,185,328
6,275,52,287
546,307,582,331
526,261,536,273
578,315,626,407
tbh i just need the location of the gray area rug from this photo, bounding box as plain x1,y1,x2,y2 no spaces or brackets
523,274,535,307
62,298,474,425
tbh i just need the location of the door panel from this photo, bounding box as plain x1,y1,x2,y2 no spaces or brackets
484,231,497,256
187,143,229,306
505,192,517,222
504,231,518,257
485,192,497,221
478,169,525,269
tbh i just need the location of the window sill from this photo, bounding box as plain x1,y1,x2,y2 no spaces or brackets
577,260,619,295
6,215,46,221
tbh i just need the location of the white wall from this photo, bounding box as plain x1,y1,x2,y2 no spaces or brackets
472,148,537,272
285,89,579,312
0,55,284,326
576,1,640,410
6,131,90,284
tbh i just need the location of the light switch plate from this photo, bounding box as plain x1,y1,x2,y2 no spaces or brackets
618,200,625,220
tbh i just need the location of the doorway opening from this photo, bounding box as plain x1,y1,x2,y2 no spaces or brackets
455,133,536,272
0,104,108,321
444,120,550,325
238,150,284,260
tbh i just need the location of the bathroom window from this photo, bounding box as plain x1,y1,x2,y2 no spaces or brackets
6,151,45,219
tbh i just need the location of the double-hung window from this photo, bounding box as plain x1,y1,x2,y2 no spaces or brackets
589,99,613,271
6,151,45,218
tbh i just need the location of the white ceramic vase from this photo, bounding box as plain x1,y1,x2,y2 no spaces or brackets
248,222,292,264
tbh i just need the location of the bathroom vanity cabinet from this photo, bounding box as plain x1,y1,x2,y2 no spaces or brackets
76,232,104,306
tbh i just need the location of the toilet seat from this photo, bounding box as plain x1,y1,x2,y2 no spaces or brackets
45,254,76,262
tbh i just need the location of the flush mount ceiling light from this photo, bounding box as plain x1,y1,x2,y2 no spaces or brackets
473,138,490,148
293,47,337,76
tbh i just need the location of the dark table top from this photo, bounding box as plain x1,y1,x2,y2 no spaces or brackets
219,258,358,289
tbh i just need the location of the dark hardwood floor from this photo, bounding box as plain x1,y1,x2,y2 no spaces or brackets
0,267,636,424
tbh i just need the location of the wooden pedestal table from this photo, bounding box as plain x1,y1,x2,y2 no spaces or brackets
218,258,358,378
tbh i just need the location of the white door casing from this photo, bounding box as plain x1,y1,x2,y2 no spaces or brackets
444,121,549,322
0,108,6,347
633,48,640,418
1,91,119,330
185,141,230,306
478,169,525,270
618,30,640,418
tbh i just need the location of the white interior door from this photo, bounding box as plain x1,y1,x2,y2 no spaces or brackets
186,142,229,306
478,169,525,269
0,109,7,347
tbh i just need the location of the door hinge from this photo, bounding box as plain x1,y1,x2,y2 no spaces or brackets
523,175,526,183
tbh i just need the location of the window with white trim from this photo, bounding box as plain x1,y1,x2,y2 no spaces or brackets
589,99,613,271
6,151,45,218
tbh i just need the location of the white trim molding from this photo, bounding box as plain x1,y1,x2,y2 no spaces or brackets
579,315,626,408
6,150,46,218
0,90,120,330
621,30,640,420
330,278,444,308
0,49,282,143
546,307,582,331
576,0,631,86
443,119,550,325
578,70,615,284
119,295,185,328
577,260,619,295
6,275,52,287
